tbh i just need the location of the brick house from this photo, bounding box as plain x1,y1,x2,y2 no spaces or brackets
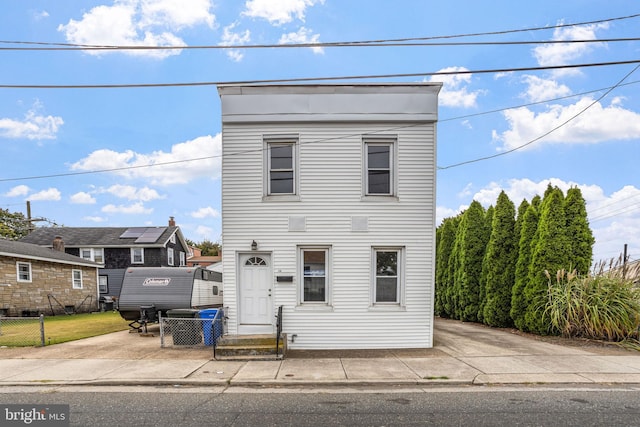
0,238,101,316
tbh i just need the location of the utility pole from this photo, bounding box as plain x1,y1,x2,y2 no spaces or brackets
25,201,49,234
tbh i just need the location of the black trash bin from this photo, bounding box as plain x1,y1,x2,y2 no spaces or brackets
166,309,202,345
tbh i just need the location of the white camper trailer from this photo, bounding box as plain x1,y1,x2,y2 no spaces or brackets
118,266,222,321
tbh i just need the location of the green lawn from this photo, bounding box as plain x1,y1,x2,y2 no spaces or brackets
0,311,130,347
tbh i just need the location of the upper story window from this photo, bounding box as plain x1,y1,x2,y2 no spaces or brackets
131,248,144,264
170,234,176,244
167,247,174,266
179,251,186,266
72,269,83,289
265,137,298,196
364,139,397,196
81,248,104,263
16,262,32,282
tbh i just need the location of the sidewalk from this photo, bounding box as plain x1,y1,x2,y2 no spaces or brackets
1,318,639,387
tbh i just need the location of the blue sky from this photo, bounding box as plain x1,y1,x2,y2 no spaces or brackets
1,1,639,264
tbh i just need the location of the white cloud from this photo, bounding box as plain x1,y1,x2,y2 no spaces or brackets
533,22,609,77
70,192,96,204
70,134,222,185
220,22,251,62
29,188,61,201
0,102,63,141
102,202,153,214
58,0,215,59
521,75,571,103
191,206,220,219
278,27,323,54
452,178,640,263
493,97,640,151
243,0,324,25
195,225,215,240
83,216,108,223
105,184,164,201
33,10,49,20
5,185,30,197
428,67,482,108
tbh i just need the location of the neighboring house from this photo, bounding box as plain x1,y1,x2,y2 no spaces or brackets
0,238,102,316
19,217,188,301
217,83,441,349
187,246,222,267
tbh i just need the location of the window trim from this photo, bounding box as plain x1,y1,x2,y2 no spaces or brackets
298,246,332,306
371,247,405,307
167,247,174,266
72,269,83,289
131,247,144,264
99,275,108,293
80,248,104,263
16,261,32,283
363,137,397,197
264,136,299,197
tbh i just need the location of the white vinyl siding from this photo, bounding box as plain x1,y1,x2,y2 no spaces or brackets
72,269,83,289
16,262,32,282
219,84,439,349
222,122,436,348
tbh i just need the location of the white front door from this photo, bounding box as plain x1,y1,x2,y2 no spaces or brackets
238,253,272,332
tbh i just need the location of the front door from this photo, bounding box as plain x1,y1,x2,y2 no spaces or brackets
238,253,272,331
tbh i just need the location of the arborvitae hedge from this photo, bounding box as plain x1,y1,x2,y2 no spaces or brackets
511,199,539,331
524,186,570,334
477,205,494,323
564,187,595,275
435,217,458,317
451,201,488,322
482,191,517,327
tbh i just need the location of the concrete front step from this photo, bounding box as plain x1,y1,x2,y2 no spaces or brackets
215,333,286,360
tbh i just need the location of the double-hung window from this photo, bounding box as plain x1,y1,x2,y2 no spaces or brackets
131,248,144,264
179,251,186,266
16,262,32,282
364,139,396,196
300,247,330,304
72,269,83,289
167,247,174,266
99,275,108,293
266,138,297,196
373,248,403,305
81,248,104,263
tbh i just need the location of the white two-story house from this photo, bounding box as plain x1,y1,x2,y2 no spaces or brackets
217,83,441,349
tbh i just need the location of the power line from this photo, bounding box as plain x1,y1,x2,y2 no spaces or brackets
2,59,640,89
0,38,638,51
2,12,638,51
437,63,640,170
1,77,639,183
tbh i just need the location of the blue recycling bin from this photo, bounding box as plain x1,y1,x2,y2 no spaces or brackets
199,308,223,345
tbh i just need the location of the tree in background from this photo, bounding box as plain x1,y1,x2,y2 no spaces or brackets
564,187,594,275
524,186,570,334
482,191,517,327
435,217,458,317
451,201,488,322
511,197,540,331
186,239,221,256
0,208,30,240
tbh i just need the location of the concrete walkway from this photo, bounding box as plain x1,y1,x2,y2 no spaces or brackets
1,318,639,387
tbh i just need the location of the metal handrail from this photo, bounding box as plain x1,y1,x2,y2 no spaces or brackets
275,305,283,358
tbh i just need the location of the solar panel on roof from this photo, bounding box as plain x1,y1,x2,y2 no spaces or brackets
120,227,147,238
135,227,167,243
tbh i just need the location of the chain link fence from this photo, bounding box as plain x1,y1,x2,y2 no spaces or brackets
159,313,225,349
0,315,45,347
